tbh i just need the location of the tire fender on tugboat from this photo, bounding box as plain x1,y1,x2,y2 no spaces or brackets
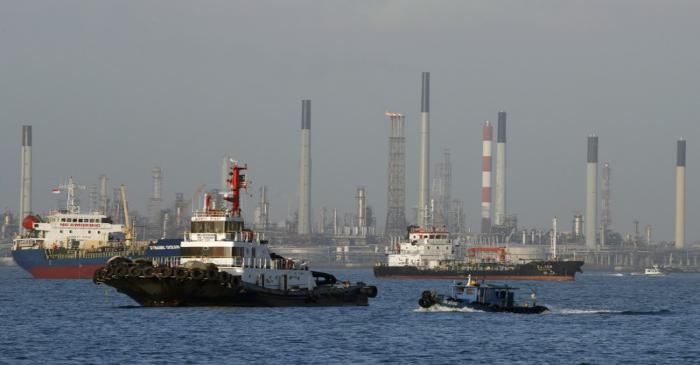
157,267,173,278
128,266,143,278
190,268,204,280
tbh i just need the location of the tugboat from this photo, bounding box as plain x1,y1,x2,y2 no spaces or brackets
93,161,377,307
418,275,548,314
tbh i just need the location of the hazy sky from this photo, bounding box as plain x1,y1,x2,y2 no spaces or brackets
1,1,698,241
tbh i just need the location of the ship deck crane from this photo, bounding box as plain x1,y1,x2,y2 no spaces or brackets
119,184,133,244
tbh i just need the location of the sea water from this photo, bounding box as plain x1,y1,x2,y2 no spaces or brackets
0,266,698,364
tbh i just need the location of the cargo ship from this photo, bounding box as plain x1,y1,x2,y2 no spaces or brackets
374,226,583,281
94,160,377,307
11,177,180,279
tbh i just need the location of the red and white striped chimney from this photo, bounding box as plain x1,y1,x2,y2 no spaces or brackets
481,121,493,233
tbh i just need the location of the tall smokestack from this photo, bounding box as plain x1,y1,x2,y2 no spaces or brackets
494,111,507,226
356,186,366,228
675,139,686,249
481,121,493,233
99,175,108,215
297,99,311,235
585,135,598,249
417,72,430,228
19,125,32,232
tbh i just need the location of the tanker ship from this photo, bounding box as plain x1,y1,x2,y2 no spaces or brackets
11,178,180,279
374,226,583,281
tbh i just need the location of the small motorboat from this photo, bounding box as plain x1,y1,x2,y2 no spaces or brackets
418,275,548,314
630,265,667,276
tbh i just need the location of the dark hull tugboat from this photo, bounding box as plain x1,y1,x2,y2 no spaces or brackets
418,275,548,314
94,161,377,307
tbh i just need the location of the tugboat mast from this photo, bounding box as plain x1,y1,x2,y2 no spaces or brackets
223,161,248,217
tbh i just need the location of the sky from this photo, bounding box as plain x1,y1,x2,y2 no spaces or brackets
1,1,698,241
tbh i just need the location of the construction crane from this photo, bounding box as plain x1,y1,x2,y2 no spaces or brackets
119,184,133,244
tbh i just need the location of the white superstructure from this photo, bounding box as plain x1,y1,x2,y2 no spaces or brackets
386,227,460,269
13,177,125,250
180,161,316,291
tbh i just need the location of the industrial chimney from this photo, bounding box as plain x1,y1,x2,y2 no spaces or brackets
19,125,32,232
297,100,312,235
356,186,367,229
99,175,108,215
417,72,430,228
481,121,493,233
585,135,598,249
675,139,686,249
494,112,507,226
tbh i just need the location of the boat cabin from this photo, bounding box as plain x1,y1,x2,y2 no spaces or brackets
451,277,516,308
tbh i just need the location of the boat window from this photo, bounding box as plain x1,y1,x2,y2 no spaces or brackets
181,247,233,257
59,230,63,233
61,218,66,222
97,231,101,234
88,231,91,234
73,219,78,222
190,221,226,233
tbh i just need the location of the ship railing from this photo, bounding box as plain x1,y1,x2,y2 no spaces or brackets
13,239,43,249
192,210,229,217
240,257,307,271
177,256,309,271
44,247,147,260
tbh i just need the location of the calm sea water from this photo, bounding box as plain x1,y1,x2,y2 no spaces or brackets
0,265,698,364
